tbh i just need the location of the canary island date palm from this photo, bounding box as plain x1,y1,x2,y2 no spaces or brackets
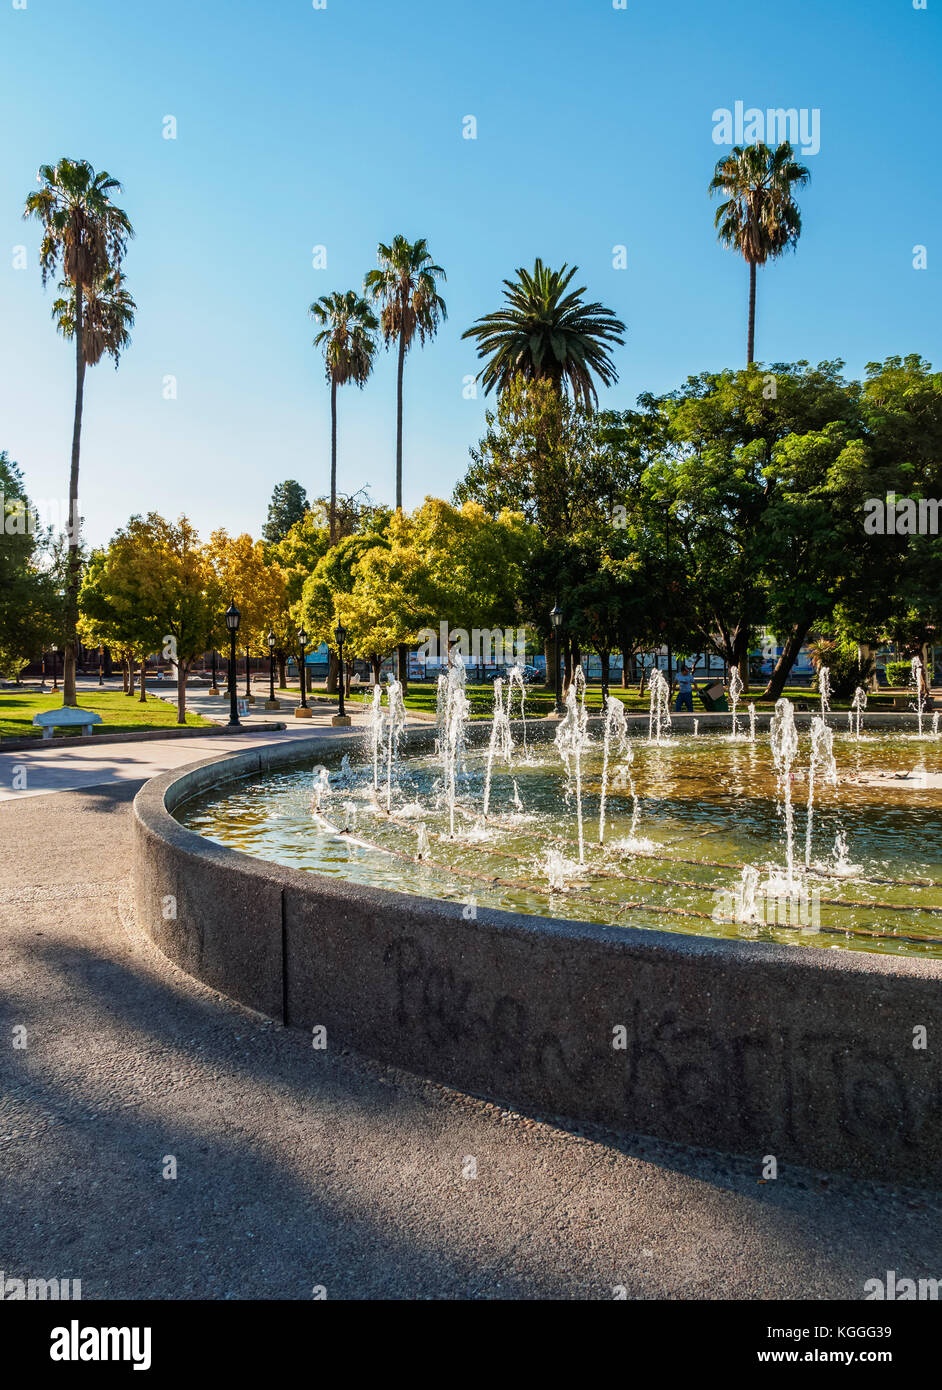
462,259,626,407
310,291,379,545
364,236,447,512
710,142,809,365
24,158,134,706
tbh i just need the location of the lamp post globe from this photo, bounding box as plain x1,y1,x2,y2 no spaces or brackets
225,603,241,727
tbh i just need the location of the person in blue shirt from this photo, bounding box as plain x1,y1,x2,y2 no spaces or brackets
674,663,695,713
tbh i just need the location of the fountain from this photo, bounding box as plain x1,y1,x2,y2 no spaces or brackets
819,666,831,720
367,685,385,790
599,694,634,844
911,656,926,737
438,654,470,836
384,679,407,812
506,663,530,759
729,668,744,739
748,703,756,744
804,715,838,868
482,677,512,820
554,666,589,863
647,668,671,745
850,686,868,740
769,698,800,888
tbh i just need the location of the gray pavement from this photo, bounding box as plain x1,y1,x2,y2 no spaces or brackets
1,738,942,1297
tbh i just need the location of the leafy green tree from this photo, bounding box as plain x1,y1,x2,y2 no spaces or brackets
24,158,134,706
262,481,309,545
310,292,378,543
710,142,809,364
462,259,625,406
0,453,62,677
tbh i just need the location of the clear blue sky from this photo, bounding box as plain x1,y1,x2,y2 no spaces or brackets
1,0,939,547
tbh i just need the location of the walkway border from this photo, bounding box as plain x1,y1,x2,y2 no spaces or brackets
132,723,942,1183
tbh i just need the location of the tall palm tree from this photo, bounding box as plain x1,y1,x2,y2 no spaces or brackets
710,142,810,365
462,259,626,406
364,235,447,511
309,290,378,544
24,158,133,706
52,270,136,367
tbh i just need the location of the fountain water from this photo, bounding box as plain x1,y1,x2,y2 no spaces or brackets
599,695,632,844
647,668,671,745
729,668,744,739
818,666,832,719
851,686,868,740
804,715,838,868
482,677,512,820
770,698,800,887
368,685,385,790
384,679,407,812
555,666,589,863
748,703,757,744
438,654,470,836
506,663,530,759
911,656,926,737
311,765,331,813
934,711,940,738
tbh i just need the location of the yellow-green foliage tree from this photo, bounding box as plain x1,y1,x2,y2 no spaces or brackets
210,531,291,664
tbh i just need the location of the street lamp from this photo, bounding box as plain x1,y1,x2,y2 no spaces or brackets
225,602,241,727
50,643,59,694
209,646,220,696
265,629,279,710
550,604,564,716
294,626,313,719
332,622,351,727
98,646,104,687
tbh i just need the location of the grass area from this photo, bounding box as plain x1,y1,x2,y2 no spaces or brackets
281,681,900,719
0,690,214,741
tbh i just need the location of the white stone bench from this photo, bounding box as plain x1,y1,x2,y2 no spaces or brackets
32,707,104,740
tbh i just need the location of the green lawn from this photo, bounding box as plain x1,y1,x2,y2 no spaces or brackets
285,681,894,719
0,690,215,741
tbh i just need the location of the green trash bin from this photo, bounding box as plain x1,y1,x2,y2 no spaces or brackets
698,680,728,713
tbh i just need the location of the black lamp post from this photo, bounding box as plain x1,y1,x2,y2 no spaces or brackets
266,629,279,709
297,627,309,709
210,647,219,695
334,622,348,722
550,604,564,715
98,646,105,687
225,602,241,727
51,644,59,694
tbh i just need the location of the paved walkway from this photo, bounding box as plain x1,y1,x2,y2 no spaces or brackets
1,725,941,1297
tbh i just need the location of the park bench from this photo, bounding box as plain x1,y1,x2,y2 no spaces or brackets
32,707,103,741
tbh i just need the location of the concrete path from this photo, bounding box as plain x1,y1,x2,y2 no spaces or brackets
2,755,942,1296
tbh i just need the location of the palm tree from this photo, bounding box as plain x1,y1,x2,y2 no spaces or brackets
309,291,378,544
710,142,810,365
364,235,447,511
462,259,625,406
24,158,133,706
52,270,136,367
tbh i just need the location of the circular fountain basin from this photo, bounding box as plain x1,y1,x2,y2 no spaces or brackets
133,717,942,1186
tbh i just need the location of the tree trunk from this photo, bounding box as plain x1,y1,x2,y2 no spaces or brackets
747,260,757,365
600,650,610,703
543,638,554,691
329,374,338,545
177,661,188,725
277,652,287,690
762,620,813,702
395,327,406,511
127,661,136,698
345,661,353,697
397,643,409,695
621,647,631,689
327,648,338,695
122,659,129,695
139,658,147,702
63,283,86,707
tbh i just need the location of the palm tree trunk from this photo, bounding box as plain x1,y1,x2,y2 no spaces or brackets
747,261,757,365
329,374,338,545
395,328,409,693
64,285,86,707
